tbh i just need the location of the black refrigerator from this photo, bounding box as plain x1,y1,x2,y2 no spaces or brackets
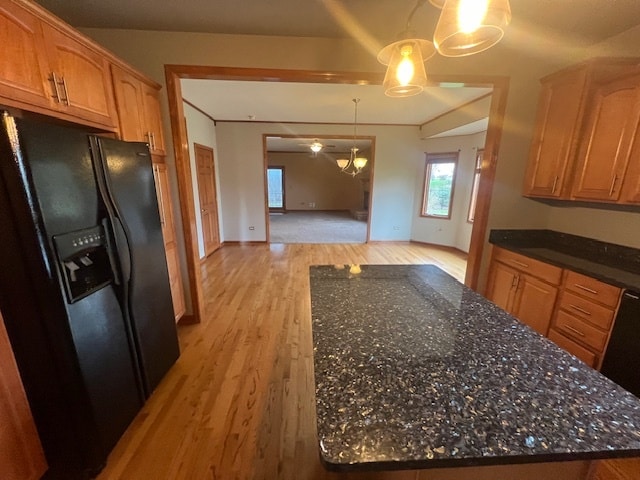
0,111,180,479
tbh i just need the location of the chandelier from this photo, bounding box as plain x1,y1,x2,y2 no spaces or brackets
336,98,367,177
377,0,511,97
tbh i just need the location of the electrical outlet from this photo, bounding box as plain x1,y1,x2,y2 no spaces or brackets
249,226,255,230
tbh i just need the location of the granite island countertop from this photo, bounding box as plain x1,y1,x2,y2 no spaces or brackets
310,264,640,472
489,230,640,291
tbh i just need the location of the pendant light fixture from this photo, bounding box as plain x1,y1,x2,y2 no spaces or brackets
336,99,368,177
434,0,512,57
377,0,511,97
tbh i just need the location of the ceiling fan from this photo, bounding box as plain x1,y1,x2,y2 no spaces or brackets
299,139,329,156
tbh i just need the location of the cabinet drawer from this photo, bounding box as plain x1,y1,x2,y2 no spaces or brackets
558,291,615,331
553,310,608,352
564,271,621,307
548,328,597,368
493,247,562,285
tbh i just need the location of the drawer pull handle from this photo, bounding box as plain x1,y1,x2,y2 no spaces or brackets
574,284,598,295
563,325,586,337
510,260,529,268
569,304,591,316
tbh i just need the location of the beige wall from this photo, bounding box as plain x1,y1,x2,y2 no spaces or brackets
412,131,487,253
267,152,367,211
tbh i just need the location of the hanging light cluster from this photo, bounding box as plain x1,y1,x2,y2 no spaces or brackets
377,0,511,97
336,98,368,177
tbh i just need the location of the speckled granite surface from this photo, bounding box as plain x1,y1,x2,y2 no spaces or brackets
310,265,640,472
489,230,640,291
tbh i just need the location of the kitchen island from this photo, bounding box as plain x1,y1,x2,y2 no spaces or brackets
309,264,640,472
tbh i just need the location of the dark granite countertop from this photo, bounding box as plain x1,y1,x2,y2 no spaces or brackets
310,265,640,472
489,230,640,292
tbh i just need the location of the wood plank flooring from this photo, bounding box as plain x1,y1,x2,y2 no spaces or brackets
94,243,631,480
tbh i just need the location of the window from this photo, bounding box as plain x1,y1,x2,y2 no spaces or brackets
421,152,458,219
267,166,285,211
467,149,484,223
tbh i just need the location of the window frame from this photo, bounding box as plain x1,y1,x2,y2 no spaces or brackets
467,148,484,224
420,152,459,220
267,165,286,212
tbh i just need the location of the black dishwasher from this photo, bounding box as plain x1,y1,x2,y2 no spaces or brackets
600,290,640,397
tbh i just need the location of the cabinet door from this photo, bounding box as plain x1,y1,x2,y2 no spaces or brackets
140,82,165,155
572,74,640,201
485,261,518,313
152,161,184,321
512,274,558,336
153,162,176,246
41,23,116,128
523,67,588,198
111,65,144,142
0,2,52,110
0,312,48,480
620,123,640,203
164,243,185,322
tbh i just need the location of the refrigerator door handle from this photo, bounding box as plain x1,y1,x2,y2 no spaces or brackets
101,218,121,285
111,215,132,284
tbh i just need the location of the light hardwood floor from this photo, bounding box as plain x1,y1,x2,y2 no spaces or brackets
95,243,630,480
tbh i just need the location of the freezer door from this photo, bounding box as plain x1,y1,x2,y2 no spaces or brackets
91,137,179,397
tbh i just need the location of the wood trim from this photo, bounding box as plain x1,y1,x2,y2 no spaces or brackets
165,68,204,324
465,77,510,290
221,241,268,246
420,92,493,129
409,240,469,257
219,119,418,127
183,98,216,123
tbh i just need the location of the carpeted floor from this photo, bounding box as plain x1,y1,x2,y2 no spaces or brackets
269,211,367,243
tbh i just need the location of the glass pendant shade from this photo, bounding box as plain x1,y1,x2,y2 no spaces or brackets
353,156,367,170
336,158,349,169
377,38,435,97
434,0,511,57
310,141,322,153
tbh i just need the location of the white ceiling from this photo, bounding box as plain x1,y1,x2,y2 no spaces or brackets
180,79,491,125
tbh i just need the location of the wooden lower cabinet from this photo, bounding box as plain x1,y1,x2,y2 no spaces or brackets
485,247,561,336
486,246,623,370
152,158,185,322
549,271,621,369
0,310,47,480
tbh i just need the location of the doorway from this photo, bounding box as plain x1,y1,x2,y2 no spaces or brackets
164,65,508,324
194,143,221,257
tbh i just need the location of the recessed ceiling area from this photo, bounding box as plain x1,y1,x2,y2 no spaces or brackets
180,79,492,125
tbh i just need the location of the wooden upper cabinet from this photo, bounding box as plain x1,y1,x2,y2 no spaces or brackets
140,82,165,154
0,0,52,110
111,64,165,154
0,0,118,129
522,59,640,202
523,66,588,198
111,65,144,142
571,72,640,202
40,23,116,128
0,311,48,480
